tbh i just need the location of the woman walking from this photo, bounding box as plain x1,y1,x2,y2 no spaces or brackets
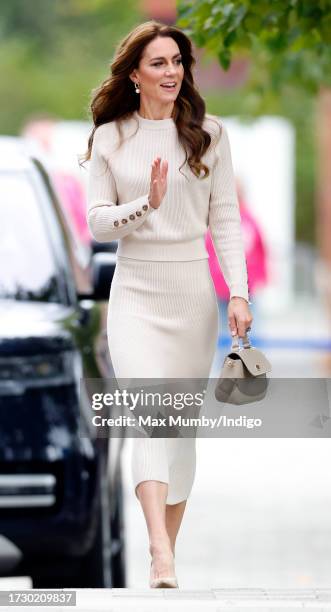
85,20,252,588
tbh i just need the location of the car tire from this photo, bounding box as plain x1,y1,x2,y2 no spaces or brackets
32,466,113,589
79,466,113,588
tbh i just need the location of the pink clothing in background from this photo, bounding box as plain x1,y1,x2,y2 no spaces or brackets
52,172,91,245
206,200,268,300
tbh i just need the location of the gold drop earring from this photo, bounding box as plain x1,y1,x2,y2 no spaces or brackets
134,82,140,94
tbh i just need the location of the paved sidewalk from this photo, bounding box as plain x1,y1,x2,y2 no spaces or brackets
79,587,331,610
75,587,331,610
6,587,330,611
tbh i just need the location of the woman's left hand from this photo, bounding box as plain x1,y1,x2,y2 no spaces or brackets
228,296,253,338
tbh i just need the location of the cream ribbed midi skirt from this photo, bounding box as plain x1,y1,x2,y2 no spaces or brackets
107,256,219,505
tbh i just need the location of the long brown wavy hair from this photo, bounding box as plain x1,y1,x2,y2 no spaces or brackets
80,20,221,179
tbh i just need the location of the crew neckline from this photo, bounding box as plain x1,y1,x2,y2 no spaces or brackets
133,110,176,130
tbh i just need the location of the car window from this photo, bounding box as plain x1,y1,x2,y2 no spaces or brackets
0,170,63,303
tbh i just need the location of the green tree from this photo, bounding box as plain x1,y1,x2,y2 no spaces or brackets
177,0,331,96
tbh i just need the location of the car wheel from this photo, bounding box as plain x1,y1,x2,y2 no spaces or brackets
31,469,112,589
79,467,113,587
31,563,80,589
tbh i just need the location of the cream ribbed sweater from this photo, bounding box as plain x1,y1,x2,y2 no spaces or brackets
87,110,249,301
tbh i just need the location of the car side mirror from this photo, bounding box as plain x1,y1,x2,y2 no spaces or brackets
91,252,116,301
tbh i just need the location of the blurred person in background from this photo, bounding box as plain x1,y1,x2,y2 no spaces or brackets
205,177,268,350
21,115,91,246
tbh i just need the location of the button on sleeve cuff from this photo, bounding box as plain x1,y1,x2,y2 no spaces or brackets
87,194,155,242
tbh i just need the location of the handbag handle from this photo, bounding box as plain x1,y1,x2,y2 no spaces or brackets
231,332,252,351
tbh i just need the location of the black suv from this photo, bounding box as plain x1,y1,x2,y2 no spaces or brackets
0,137,125,588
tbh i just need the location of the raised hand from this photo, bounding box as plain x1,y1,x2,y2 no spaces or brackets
148,157,168,209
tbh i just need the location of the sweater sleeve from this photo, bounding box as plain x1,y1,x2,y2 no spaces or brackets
208,121,250,303
86,125,155,242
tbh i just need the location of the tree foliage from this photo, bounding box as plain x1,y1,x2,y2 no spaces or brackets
177,0,331,95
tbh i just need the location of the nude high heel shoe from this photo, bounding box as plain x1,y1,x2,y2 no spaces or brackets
149,558,179,588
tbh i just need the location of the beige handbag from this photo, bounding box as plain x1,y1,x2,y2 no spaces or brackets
215,333,272,405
